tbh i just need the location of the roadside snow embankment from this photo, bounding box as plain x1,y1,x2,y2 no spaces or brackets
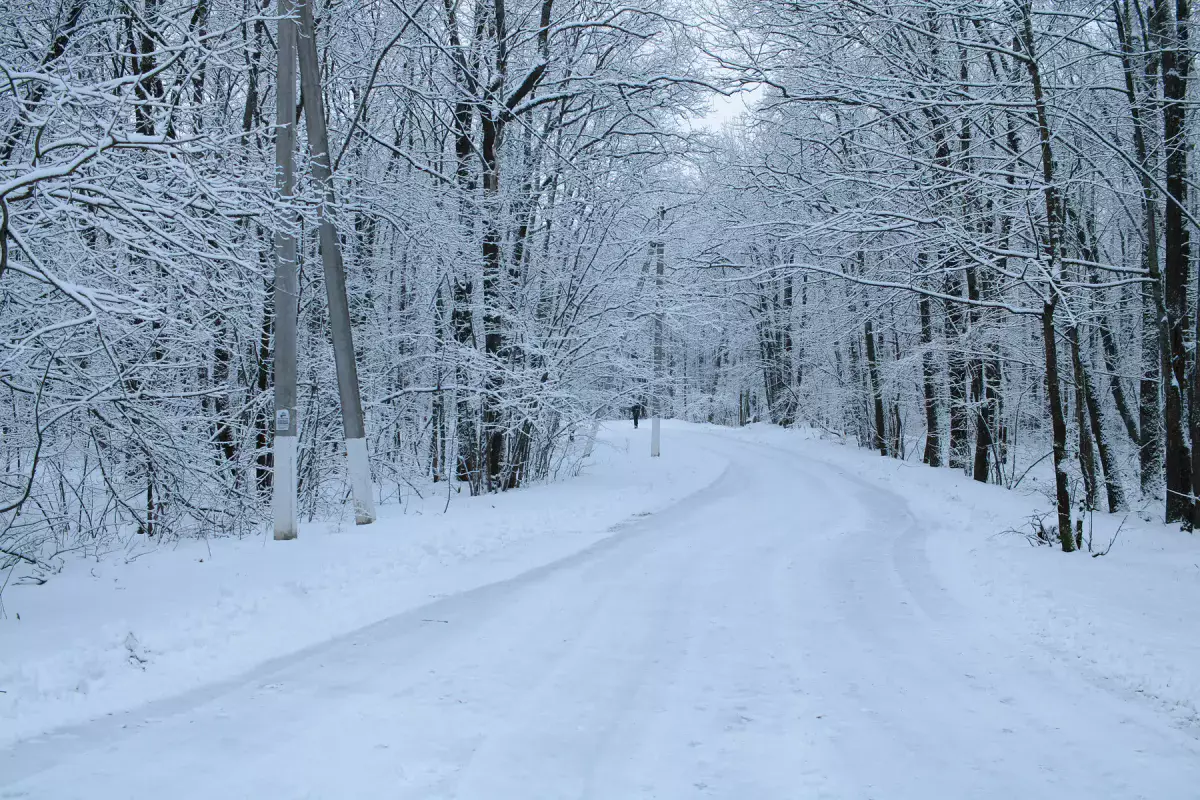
0,422,726,747
727,424,1200,731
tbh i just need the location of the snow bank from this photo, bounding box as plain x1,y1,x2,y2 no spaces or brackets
0,422,726,747
726,423,1200,732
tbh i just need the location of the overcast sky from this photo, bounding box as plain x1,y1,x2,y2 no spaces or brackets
695,85,763,132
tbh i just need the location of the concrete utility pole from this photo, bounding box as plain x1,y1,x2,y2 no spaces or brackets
272,0,299,540
651,211,665,458
295,0,376,524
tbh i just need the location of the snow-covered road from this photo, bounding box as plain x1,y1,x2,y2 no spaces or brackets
2,427,1197,798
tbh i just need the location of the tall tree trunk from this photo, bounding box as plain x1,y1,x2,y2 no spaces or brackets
965,265,991,483
971,361,992,484
1021,1,1074,550
864,316,887,456
480,107,505,488
442,0,482,490
1173,0,1200,528
919,294,942,467
1081,330,1128,512
890,326,904,459
1071,327,1099,511
1153,0,1194,524
1098,320,1141,446
210,318,238,469
129,0,165,137
1044,303,1074,551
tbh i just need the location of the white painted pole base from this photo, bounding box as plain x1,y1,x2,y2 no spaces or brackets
346,437,376,525
273,436,298,540
651,416,661,457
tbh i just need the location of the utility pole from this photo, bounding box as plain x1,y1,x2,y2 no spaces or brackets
272,0,299,540
651,210,665,458
295,0,376,524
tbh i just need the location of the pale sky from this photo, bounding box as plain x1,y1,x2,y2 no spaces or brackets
695,85,763,132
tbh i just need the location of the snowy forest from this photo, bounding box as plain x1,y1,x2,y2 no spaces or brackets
4,0,1200,565
6,1,1200,794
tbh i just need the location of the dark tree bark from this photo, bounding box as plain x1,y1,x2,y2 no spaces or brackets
254,272,273,493
971,362,993,484
474,0,554,490
128,0,165,137
1098,321,1141,446
480,103,505,489
1044,303,1075,551
965,265,992,483
890,326,904,459
864,316,887,456
919,294,942,467
1071,328,1099,511
442,0,482,489
1020,1,1074,550
1082,334,1127,512
1152,0,1194,524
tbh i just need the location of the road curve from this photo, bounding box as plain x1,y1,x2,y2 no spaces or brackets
1,428,1197,799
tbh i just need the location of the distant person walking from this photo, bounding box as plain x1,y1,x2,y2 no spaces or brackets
632,403,641,429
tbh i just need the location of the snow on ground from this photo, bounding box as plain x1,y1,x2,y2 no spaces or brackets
2,421,1199,799
724,423,1200,732
0,422,727,748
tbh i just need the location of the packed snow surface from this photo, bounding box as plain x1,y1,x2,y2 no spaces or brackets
1,422,1197,798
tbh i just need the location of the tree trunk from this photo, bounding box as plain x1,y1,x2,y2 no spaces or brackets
971,361,992,484
1098,320,1141,446
1153,0,1194,525
919,294,942,467
1071,328,1098,511
480,107,505,488
864,316,887,456
965,265,991,483
1045,303,1075,551
441,0,481,491
129,0,165,137
1021,2,1074,550
890,327,904,458
1082,333,1127,512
